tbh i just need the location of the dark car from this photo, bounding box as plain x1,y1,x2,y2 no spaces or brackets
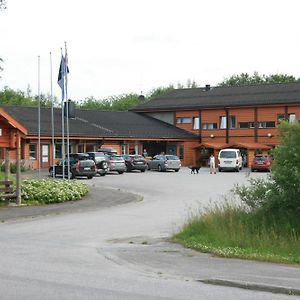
49,158,97,179
97,148,118,155
251,155,273,172
87,152,109,176
122,154,147,172
147,155,181,172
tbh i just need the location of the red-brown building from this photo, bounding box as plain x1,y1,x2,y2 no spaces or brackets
131,83,300,166
1,82,300,169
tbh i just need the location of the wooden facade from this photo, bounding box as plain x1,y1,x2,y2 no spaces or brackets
174,104,300,166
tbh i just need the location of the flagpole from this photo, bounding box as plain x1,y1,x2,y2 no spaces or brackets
60,48,65,179
37,55,41,177
64,41,70,181
50,51,55,178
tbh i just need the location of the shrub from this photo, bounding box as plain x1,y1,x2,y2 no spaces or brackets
21,179,88,204
233,122,300,215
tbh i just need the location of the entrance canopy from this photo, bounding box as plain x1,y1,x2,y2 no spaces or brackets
231,142,271,150
194,141,271,151
193,142,230,150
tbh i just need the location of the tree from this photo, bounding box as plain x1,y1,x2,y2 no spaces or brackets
218,71,300,86
234,122,300,215
0,0,6,10
0,87,55,107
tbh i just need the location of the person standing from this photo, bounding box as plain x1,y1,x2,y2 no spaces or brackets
142,149,148,157
209,154,216,174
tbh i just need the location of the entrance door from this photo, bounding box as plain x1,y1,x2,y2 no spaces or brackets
41,144,50,168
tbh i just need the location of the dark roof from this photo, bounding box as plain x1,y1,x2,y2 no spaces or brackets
1,106,197,140
131,82,300,111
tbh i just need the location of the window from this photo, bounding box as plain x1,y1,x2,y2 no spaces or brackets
176,117,192,124
29,144,36,160
202,123,217,130
55,144,62,159
238,122,250,129
219,116,227,129
238,122,255,129
289,113,296,123
193,117,200,130
258,121,275,128
179,144,184,160
229,116,236,129
78,144,84,153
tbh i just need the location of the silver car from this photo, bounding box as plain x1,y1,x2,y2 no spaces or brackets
147,155,181,172
106,155,126,174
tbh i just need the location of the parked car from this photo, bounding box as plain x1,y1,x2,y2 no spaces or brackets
106,155,126,174
122,154,147,172
97,148,118,155
218,148,243,172
251,155,273,172
147,155,181,172
49,158,97,179
87,152,109,176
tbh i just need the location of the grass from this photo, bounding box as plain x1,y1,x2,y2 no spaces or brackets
172,202,300,264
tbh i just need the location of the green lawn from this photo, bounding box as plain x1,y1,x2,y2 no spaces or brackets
172,203,300,264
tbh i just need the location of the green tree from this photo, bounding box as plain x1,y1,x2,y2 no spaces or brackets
270,122,300,212
0,87,55,107
218,71,300,86
0,0,6,10
234,122,300,215
147,85,174,100
78,93,140,111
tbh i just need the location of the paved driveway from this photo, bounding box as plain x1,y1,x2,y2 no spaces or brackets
0,168,299,299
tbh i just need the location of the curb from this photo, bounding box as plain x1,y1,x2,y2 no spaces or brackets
199,278,300,296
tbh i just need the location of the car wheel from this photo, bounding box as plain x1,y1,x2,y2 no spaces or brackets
141,169,146,173
118,171,124,174
87,175,93,179
174,169,179,172
158,165,162,172
99,172,106,176
218,167,222,172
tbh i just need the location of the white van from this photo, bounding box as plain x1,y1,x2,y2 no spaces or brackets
218,148,243,172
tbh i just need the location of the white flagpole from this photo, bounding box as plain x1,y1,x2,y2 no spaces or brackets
38,55,41,177
50,51,55,178
60,48,65,179
64,41,70,181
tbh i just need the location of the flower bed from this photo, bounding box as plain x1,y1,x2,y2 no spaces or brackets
21,179,89,205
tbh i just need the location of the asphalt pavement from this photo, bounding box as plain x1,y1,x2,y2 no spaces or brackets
1,168,299,298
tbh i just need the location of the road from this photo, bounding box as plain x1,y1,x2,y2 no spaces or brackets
0,167,299,299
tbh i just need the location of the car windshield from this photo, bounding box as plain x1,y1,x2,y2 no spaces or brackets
220,151,236,158
131,155,144,160
79,160,94,167
93,153,106,158
254,156,269,161
166,155,179,160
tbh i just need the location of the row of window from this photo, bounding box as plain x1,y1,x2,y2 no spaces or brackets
177,113,297,130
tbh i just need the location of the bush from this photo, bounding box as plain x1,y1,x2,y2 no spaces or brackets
234,122,300,215
21,179,88,204
173,202,300,264
0,162,27,173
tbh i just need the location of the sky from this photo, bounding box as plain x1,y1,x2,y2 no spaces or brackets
1,0,300,102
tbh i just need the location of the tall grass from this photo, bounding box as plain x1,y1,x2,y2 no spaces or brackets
172,202,300,264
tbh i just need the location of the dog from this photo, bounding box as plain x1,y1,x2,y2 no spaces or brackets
188,166,201,174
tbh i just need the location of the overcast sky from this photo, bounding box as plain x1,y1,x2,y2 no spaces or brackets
1,0,300,101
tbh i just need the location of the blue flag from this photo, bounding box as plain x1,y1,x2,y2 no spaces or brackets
57,55,69,100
